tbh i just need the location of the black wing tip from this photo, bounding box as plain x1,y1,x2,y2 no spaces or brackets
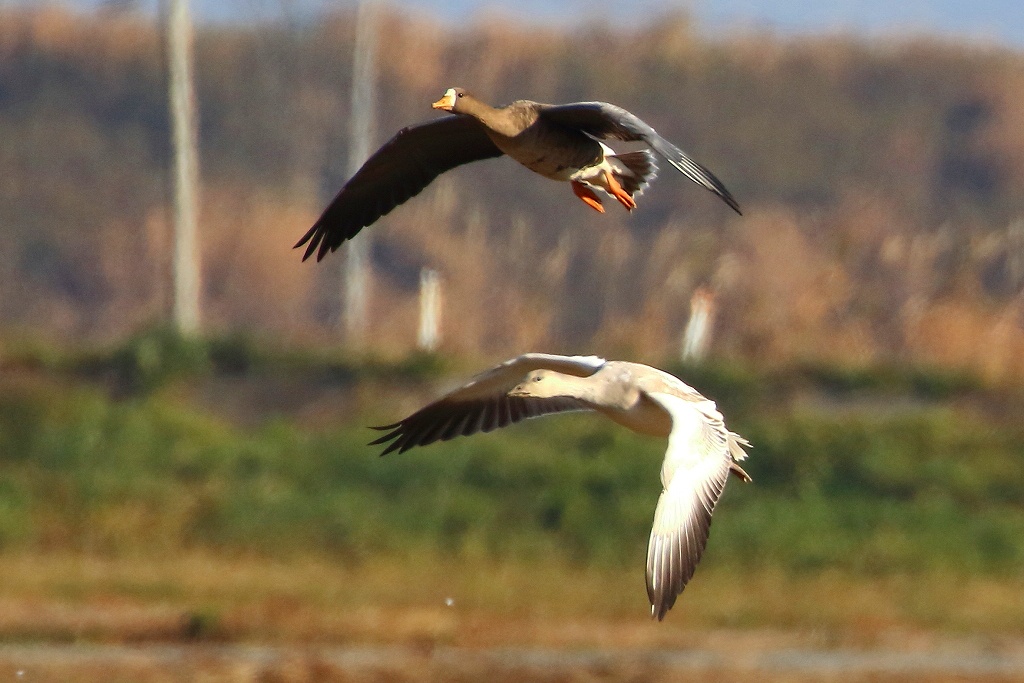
293,225,318,261
370,436,403,457
649,597,675,621
368,424,403,455
722,192,742,215
368,422,433,456
698,169,742,215
714,182,742,214
294,224,327,262
295,217,365,262
661,151,743,216
647,581,679,621
378,442,401,457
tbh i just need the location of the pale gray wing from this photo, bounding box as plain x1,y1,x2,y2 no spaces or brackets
295,115,504,261
644,392,733,621
371,354,606,455
539,102,741,214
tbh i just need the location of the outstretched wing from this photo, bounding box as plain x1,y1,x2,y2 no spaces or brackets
643,392,735,621
296,115,504,261
371,354,606,455
539,102,741,214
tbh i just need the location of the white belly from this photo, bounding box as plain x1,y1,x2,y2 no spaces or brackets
597,396,673,438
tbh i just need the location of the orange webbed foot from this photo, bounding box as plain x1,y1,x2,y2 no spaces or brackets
604,171,637,212
572,181,605,213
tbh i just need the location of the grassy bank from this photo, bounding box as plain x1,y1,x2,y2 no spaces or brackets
0,333,1022,637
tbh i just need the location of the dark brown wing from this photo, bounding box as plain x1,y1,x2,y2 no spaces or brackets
370,394,586,456
296,115,504,261
539,102,741,215
369,353,606,455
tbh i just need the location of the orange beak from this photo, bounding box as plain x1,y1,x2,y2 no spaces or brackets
432,90,456,111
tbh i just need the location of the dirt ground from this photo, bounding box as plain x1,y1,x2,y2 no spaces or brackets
0,553,1020,682
1,641,1023,683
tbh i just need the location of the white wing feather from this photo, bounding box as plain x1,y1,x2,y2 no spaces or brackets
644,391,733,620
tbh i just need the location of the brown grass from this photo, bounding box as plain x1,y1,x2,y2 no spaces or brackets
0,552,1020,648
5,7,1024,381
0,552,1018,681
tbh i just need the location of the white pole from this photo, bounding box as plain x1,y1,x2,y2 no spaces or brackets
343,1,378,345
417,268,442,352
681,287,716,361
167,0,201,334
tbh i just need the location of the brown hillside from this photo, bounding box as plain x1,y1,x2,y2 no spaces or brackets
0,7,1022,378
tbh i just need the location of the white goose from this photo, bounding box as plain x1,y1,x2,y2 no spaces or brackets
371,353,751,620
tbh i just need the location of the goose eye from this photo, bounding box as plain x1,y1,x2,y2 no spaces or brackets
533,376,542,382
457,92,464,98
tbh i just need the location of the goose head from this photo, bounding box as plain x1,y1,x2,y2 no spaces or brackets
431,87,471,113
509,369,569,399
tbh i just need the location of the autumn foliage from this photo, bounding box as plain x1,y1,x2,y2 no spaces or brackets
1,7,1023,380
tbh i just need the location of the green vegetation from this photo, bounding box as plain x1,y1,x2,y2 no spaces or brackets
0,338,1021,582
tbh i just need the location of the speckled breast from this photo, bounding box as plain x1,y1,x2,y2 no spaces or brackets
487,125,603,181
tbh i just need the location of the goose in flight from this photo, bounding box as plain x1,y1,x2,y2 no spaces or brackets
371,353,751,620
296,88,742,261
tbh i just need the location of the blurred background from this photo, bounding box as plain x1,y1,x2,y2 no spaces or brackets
0,0,1023,680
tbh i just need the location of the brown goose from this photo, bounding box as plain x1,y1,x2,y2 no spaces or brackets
296,88,742,261
370,353,752,621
